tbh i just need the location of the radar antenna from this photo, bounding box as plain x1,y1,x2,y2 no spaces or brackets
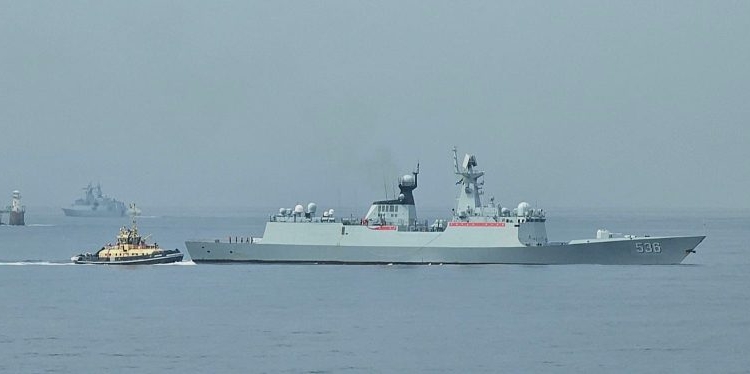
452,146,486,217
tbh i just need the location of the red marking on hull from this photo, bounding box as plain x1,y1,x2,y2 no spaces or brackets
448,222,506,227
368,225,398,231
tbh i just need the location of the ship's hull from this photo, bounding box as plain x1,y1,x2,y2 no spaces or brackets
185,235,705,265
72,252,184,265
62,208,125,217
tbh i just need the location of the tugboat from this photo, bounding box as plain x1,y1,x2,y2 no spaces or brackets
72,205,183,264
62,183,126,217
185,147,705,265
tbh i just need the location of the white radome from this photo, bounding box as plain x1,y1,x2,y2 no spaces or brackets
401,174,415,186
517,202,531,217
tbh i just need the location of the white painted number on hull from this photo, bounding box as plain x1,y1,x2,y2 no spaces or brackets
635,242,661,253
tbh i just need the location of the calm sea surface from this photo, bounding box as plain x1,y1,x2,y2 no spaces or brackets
1,206,748,373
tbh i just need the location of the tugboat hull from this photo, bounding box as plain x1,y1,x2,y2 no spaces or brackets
72,251,184,265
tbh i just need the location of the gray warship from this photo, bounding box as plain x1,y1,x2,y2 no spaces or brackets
62,183,126,217
185,148,705,265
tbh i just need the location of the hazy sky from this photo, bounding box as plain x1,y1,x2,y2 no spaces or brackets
1,1,748,211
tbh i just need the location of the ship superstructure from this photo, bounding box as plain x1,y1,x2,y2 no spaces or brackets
185,148,705,265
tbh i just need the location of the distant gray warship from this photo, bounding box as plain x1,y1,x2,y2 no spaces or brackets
62,183,126,217
185,148,705,265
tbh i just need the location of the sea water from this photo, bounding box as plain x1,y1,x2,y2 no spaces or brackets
1,207,748,373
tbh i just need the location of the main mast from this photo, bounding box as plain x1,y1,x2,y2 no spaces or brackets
453,146,485,219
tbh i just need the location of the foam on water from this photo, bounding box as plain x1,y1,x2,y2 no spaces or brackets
155,260,196,266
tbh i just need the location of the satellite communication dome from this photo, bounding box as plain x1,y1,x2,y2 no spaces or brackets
398,193,405,201
501,207,510,215
307,202,317,214
517,202,531,217
294,204,304,214
401,174,415,186
279,208,286,215
328,209,334,216
323,211,329,217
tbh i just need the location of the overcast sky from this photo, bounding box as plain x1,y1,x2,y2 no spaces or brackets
1,1,748,211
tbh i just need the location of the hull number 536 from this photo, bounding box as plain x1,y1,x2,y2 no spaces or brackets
636,242,661,253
